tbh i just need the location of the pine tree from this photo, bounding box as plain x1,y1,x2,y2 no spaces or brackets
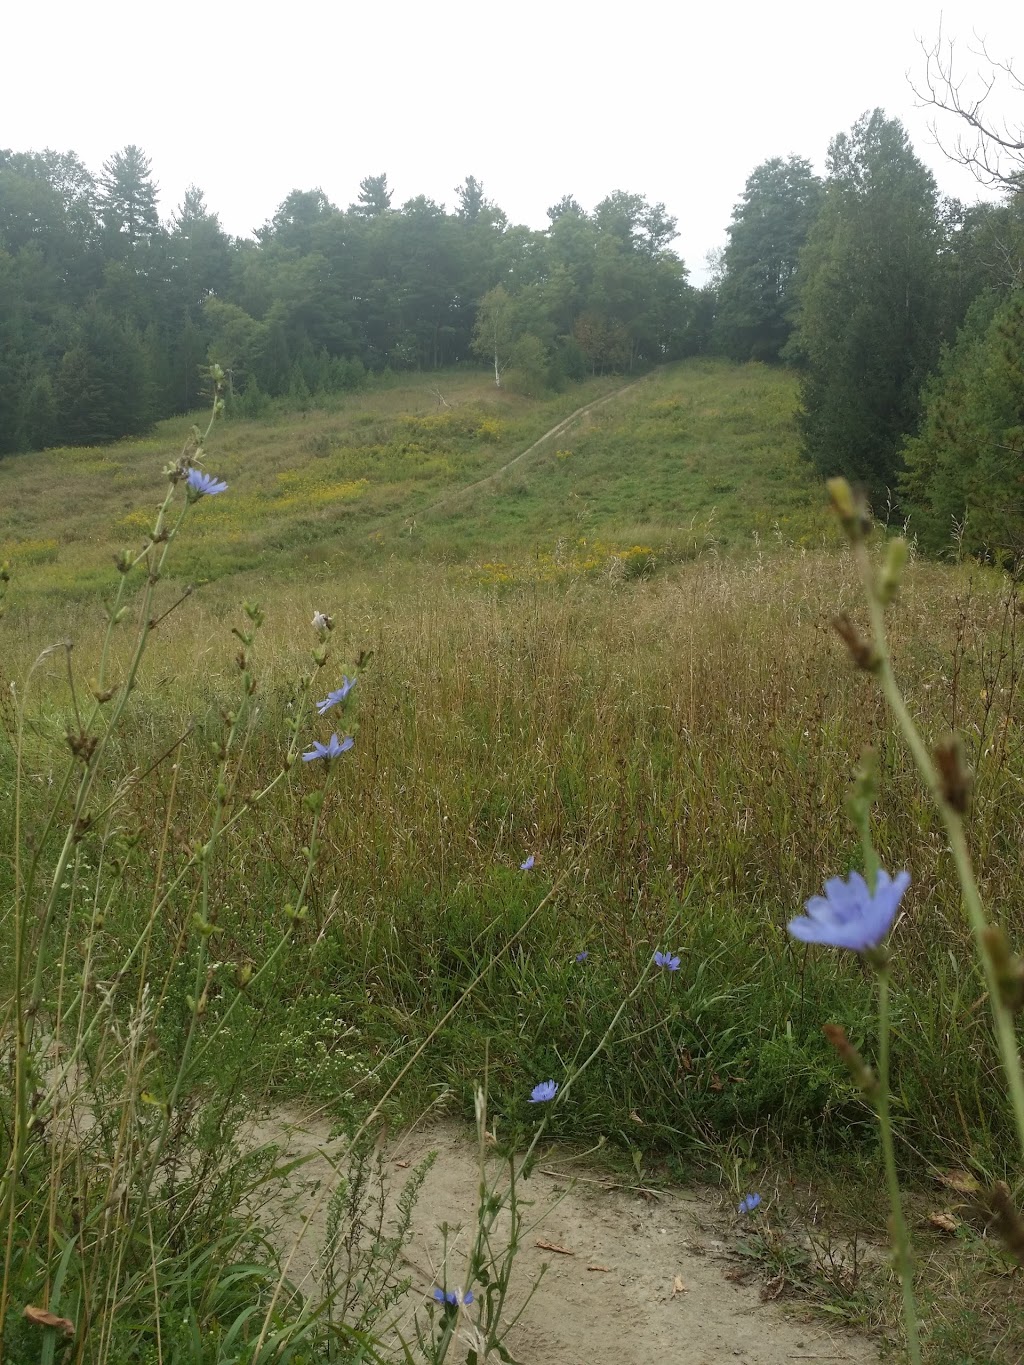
901,290,1024,557
98,145,161,248
353,174,392,217
791,111,942,496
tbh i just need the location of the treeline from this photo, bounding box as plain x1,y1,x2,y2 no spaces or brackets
708,109,1024,557
4,116,1023,558
0,150,698,455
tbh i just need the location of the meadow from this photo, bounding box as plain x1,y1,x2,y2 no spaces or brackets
2,360,1023,1362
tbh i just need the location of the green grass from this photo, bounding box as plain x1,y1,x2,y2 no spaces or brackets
415,360,833,567
0,368,626,600
3,360,1024,1360
0,361,834,609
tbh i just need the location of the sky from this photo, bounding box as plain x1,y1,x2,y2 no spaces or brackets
3,0,1021,281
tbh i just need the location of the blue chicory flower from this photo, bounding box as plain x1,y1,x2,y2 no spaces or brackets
738,1193,762,1215
529,1079,558,1103
788,869,911,952
301,734,354,762
185,468,228,497
433,1287,473,1306
575,951,588,963
520,854,535,870
316,677,357,714
653,951,681,971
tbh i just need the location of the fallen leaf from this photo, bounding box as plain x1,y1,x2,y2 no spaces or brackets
24,1306,74,1336
709,1073,724,1093
937,1169,981,1196
394,1160,411,1169
587,1264,611,1273
535,1239,575,1256
927,1211,961,1234
760,1273,786,1302
671,1274,687,1297
629,1110,645,1125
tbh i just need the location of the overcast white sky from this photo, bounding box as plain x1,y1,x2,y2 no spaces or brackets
3,0,1021,280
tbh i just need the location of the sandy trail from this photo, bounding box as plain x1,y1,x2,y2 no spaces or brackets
248,1110,882,1365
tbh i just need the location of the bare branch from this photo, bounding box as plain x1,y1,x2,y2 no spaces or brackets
910,24,1024,187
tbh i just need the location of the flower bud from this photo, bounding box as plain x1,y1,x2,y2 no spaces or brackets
876,537,908,605
832,613,880,671
826,478,871,542
982,925,1024,1013
823,1023,880,1102
934,736,973,815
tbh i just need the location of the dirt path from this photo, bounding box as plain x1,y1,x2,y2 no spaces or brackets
249,1111,882,1365
414,375,651,521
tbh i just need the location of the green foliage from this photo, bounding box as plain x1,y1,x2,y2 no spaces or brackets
98,143,161,248
4,357,1024,1356
353,171,393,217
790,110,943,496
1,148,708,454
713,157,823,362
901,289,1024,556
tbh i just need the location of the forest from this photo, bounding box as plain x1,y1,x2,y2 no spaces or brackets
1,106,1023,557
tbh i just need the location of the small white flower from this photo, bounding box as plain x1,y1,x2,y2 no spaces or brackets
311,610,333,633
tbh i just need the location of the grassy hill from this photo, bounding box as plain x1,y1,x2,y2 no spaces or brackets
0,361,834,607
3,360,1023,1360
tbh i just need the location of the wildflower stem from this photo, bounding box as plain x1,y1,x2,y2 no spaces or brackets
875,962,922,1365
853,540,1024,1159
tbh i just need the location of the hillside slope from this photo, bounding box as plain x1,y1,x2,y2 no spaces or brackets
1,361,830,601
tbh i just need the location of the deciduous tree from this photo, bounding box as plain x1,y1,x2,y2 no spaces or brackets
713,157,822,362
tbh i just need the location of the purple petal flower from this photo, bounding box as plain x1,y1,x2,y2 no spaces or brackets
788,869,910,952
653,951,681,971
433,1287,473,1307
575,951,588,963
520,854,535,871
185,468,228,498
738,1193,762,1215
316,677,357,714
529,1079,558,1103
301,734,355,762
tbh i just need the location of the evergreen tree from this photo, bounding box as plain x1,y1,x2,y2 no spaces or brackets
453,176,507,229
54,307,153,444
791,110,942,496
901,289,1024,557
169,186,232,305
98,144,161,248
352,173,392,217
